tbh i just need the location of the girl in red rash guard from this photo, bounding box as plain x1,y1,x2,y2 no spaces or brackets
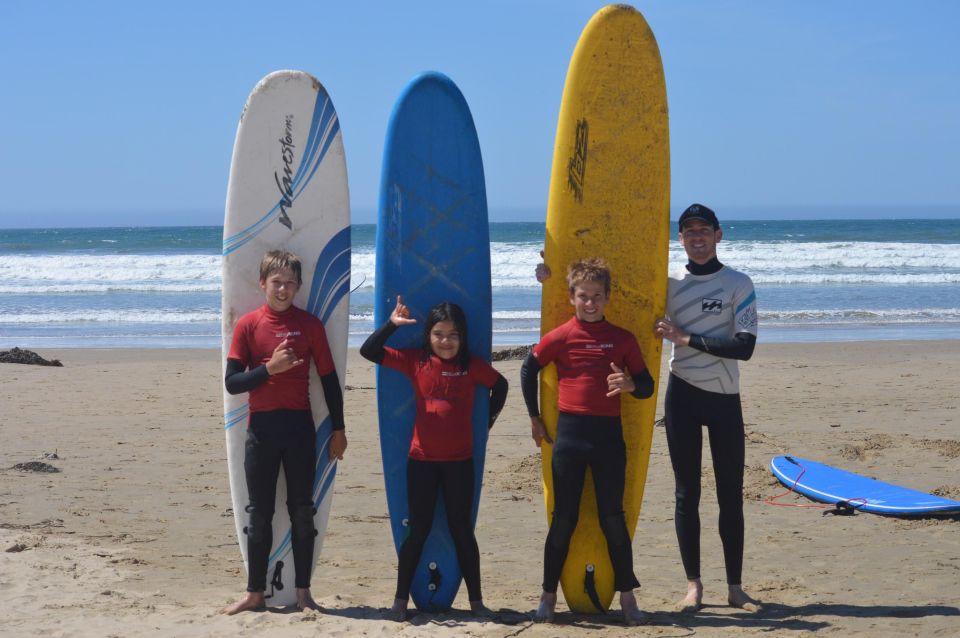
361,296,508,622
520,257,654,625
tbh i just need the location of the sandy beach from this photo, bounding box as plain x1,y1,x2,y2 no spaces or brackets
2,342,958,637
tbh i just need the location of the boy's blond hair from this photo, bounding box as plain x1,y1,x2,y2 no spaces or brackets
259,250,303,285
566,257,611,295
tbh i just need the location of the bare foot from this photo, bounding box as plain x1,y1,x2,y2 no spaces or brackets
385,597,408,622
620,590,649,626
296,587,320,612
728,585,762,613
221,591,265,615
534,591,556,623
677,578,703,612
470,600,497,619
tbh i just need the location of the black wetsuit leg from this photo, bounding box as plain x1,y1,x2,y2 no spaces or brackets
542,412,640,593
664,374,745,585
587,418,640,592
439,458,483,601
244,409,316,592
395,459,441,601
395,459,483,601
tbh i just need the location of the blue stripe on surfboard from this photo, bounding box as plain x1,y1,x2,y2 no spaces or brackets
306,226,351,323
224,404,249,430
223,90,340,256
223,89,332,253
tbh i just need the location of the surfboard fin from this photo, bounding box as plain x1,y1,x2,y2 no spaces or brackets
583,564,605,613
823,501,858,516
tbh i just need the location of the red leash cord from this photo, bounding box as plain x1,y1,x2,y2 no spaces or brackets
765,458,868,510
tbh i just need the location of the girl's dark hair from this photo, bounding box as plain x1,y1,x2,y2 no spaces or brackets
422,302,471,371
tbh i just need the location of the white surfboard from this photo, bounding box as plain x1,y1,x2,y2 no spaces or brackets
221,70,350,605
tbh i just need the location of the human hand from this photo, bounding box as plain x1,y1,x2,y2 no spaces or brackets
530,416,553,447
655,318,690,346
266,338,303,375
328,430,347,461
535,250,551,284
390,295,418,326
606,362,636,397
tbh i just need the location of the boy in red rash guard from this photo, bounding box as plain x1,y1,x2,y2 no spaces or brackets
361,296,508,622
221,250,347,615
520,257,654,625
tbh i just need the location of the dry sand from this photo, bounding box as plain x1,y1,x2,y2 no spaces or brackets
1,342,958,637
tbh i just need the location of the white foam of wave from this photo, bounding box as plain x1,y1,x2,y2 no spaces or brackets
5,239,960,294
0,310,219,324
0,254,221,293
714,241,960,270
762,308,960,322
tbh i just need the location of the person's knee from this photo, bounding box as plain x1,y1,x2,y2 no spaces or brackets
546,512,578,550
599,512,630,548
290,504,317,542
675,481,701,505
244,505,273,545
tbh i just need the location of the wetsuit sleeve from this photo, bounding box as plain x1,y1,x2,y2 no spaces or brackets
688,332,756,361
488,374,508,430
621,331,654,399
630,368,655,399
359,320,398,364
224,358,270,395
520,352,543,417
320,370,346,431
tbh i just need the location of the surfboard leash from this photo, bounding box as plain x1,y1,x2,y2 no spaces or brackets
265,560,284,599
583,564,606,614
765,457,868,514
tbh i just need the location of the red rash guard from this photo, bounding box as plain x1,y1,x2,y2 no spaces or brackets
228,304,335,413
381,349,500,462
533,316,647,417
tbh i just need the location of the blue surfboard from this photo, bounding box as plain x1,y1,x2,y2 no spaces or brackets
771,455,960,516
375,71,491,612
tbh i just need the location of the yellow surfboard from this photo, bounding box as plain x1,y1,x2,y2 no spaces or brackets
539,4,669,613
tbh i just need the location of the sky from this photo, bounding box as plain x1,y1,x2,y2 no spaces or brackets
1,0,958,227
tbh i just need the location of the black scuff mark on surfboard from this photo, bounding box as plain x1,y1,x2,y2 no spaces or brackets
574,227,592,238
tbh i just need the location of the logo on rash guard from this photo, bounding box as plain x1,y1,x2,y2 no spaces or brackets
584,343,613,349
441,371,467,377
275,331,302,338
702,298,722,313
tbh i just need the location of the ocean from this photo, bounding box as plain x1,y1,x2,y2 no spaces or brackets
1,220,959,349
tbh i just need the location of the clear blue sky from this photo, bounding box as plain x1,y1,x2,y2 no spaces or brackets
1,1,958,227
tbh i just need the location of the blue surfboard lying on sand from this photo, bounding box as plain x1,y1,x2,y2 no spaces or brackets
374,71,491,612
771,455,960,516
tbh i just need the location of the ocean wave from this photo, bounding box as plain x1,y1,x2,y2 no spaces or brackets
0,310,220,324
3,239,959,294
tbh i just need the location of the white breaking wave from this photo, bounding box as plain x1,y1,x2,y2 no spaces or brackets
0,254,221,293
3,239,960,295
762,308,960,323
0,310,220,324
3,306,960,326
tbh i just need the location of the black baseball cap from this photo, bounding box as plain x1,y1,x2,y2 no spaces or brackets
678,203,720,231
